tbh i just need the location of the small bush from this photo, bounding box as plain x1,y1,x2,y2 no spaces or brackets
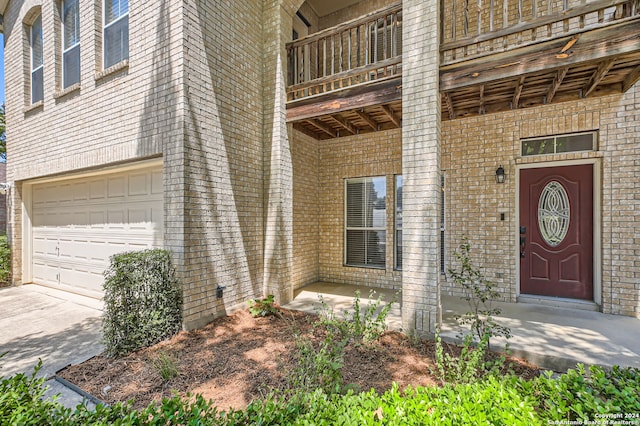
102,249,182,357
534,364,640,423
448,237,511,349
318,290,396,347
150,351,179,382
248,294,279,317
287,329,347,396
0,359,59,425
0,235,11,286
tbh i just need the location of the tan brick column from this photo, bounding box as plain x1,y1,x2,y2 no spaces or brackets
262,2,295,304
401,0,442,335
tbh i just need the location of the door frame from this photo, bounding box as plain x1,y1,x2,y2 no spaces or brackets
515,158,601,305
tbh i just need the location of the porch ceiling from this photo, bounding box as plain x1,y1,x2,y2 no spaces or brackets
441,20,640,120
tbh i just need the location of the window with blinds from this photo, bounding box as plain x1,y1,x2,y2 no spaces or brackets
30,15,44,104
440,174,445,274
395,175,402,270
62,0,80,88
104,0,129,69
345,176,386,268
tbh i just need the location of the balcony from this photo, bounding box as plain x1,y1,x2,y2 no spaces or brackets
286,0,640,139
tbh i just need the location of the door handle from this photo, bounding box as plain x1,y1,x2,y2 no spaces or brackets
519,226,526,258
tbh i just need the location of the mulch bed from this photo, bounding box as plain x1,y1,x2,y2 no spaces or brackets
58,308,539,411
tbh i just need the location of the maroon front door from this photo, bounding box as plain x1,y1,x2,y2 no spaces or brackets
519,164,593,300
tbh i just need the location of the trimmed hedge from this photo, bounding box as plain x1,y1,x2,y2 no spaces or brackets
102,249,182,357
0,235,11,286
2,362,638,425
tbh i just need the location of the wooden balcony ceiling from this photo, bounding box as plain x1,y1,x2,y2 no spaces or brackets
287,77,403,140
441,21,640,120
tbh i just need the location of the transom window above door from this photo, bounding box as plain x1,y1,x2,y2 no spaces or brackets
521,132,597,157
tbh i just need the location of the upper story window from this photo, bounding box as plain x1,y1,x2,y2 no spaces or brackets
103,0,129,69
62,0,81,88
345,176,386,269
30,15,44,104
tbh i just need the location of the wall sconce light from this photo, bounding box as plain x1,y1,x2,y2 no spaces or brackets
495,166,506,184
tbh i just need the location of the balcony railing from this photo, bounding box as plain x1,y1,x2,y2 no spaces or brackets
286,0,639,104
441,0,639,64
286,3,402,102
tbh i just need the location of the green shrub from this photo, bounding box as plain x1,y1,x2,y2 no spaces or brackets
534,364,640,423
317,290,396,347
448,238,510,349
150,351,179,382
0,235,11,286
248,294,279,317
102,249,182,357
3,361,639,425
0,359,59,425
287,329,347,396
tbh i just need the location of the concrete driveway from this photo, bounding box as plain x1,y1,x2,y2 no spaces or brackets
0,284,104,380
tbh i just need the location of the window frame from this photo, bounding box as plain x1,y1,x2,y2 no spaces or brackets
30,14,44,104
102,0,129,69
344,176,387,269
61,0,81,89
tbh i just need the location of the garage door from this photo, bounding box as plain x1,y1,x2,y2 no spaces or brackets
31,165,163,297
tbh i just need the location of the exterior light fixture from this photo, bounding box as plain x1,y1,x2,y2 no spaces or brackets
495,166,506,184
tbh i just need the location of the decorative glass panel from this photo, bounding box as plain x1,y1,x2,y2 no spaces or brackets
538,181,570,247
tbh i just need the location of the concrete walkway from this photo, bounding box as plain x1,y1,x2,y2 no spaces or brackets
286,282,640,372
0,284,104,408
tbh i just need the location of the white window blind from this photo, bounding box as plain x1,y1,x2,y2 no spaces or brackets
345,176,386,268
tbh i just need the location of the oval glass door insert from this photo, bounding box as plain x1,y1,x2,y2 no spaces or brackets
538,181,570,247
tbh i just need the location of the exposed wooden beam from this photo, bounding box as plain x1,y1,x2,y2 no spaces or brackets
440,21,640,91
479,84,486,114
443,92,456,119
354,109,378,131
546,67,568,103
287,77,402,122
293,123,321,140
583,59,614,97
305,119,337,138
512,76,525,109
380,105,401,127
622,65,640,91
330,115,357,135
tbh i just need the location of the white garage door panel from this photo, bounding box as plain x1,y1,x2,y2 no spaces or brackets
31,166,164,296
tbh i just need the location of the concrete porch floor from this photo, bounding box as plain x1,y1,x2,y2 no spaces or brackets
284,282,640,372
